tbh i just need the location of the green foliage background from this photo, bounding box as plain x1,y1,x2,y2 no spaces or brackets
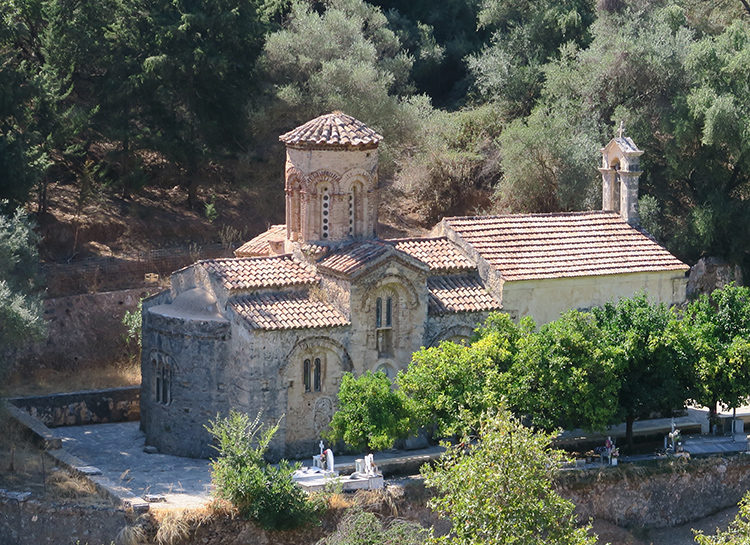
1,0,749,275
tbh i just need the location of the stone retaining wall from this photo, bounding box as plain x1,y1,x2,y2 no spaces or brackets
6,287,157,373
8,386,140,427
0,496,131,545
558,455,750,528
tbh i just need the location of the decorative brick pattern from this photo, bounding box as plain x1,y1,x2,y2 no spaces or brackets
388,237,475,273
234,225,286,257
444,211,689,281
230,292,350,330
279,112,383,147
201,256,318,290
428,275,502,315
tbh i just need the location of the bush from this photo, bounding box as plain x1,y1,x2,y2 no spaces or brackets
327,371,410,451
317,507,429,545
205,411,321,530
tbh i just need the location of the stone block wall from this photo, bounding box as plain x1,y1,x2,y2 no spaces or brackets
8,387,140,427
558,455,750,528
140,301,231,458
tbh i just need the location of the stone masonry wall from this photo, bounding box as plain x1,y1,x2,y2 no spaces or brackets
558,455,750,528
0,498,131,545
6,287,158,372
8,386,140,427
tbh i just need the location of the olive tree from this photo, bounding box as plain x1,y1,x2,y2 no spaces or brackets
422,410,597,545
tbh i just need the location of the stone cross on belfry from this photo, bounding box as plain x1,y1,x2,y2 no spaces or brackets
618,120,625,138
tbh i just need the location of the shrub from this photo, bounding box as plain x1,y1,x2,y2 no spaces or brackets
327,371,410,451
205,411,321,530
317,507,429,545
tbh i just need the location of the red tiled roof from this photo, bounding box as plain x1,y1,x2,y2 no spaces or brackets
279,112,382,147
443,211,689,281
387,237,475,273
201,256,318,291
317,241,390,276
230,292,349,330
428,275,502,315
235,225,286,257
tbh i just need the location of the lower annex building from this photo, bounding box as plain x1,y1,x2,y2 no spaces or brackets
141,112,689,458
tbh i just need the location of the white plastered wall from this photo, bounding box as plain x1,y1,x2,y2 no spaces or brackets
500,270,688,325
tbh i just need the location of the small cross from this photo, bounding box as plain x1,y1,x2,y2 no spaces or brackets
618,120,625,138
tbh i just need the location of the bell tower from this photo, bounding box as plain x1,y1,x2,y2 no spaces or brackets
279,112,382,245
599,122,643,226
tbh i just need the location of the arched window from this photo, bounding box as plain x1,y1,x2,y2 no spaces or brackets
153,354,172,405
314,358,321,392
321,186,330,239
611,158,621,213
303,355,324,393
375,294,395,357
348,187,355,236
304,358,311,393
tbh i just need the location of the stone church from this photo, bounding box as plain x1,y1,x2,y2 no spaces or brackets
141,112,689,459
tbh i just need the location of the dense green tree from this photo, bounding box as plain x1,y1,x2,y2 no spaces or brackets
374,0,487,107
491,4,750,270
682,284,750,422
258,0,431,177
422,410,597,545
508,310,622,432
397,339,506,439
593,294,692,447
0,1,49,206
468,0,596,118
326,371,410,451
0,203,45,362
143,0,269,207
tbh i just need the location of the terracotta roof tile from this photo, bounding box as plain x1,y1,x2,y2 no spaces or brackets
279,112,382,147
230,292,349,330
387,237,475,273
201,255,318,291
317,241,390,276
428,275,502,315
443,211,689,281
235,225,286,257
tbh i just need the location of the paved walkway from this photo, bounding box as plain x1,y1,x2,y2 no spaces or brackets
50,406,750,510
54,422,213,509
52,422,445,509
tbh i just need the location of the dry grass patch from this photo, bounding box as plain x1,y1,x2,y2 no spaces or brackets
4,358,141,397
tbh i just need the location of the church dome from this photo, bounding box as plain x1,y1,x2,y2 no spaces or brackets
279,111,382,148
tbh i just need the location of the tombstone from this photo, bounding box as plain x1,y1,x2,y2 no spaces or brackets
326,448,335,473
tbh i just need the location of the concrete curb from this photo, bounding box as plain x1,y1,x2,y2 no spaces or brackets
3,402,150,512
4,404,62,450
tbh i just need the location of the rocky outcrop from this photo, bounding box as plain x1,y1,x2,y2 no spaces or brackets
687,257,743,298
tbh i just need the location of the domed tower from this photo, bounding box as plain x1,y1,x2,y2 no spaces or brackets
279,112,382,245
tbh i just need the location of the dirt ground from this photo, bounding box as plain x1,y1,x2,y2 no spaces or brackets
0,413,114,507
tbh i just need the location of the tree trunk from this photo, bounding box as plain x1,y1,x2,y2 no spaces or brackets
626,415,635,449
38,175,48,214
709,400,718,434
121,134,131,200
